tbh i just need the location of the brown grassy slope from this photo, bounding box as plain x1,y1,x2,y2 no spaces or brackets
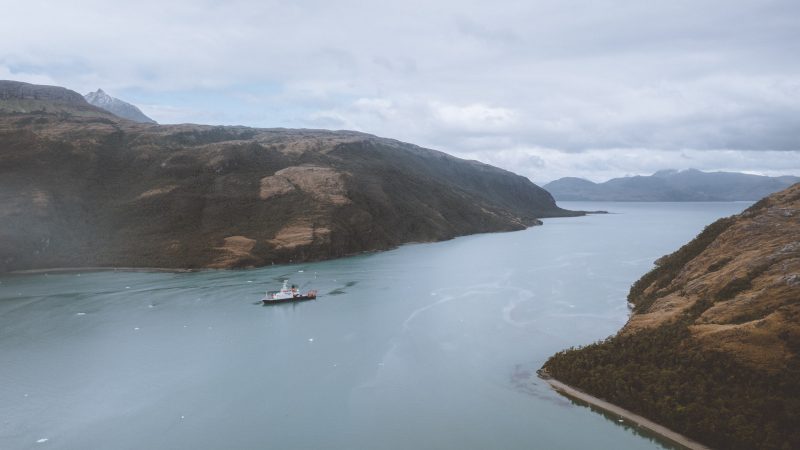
0,112,578,272
543,184,800,450
625,184,800,370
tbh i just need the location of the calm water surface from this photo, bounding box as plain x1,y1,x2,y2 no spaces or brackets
0,202,750,450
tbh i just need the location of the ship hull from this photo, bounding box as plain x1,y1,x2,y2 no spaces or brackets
261,295,316,305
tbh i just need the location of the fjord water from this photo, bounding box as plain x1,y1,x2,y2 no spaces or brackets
0,202,750,450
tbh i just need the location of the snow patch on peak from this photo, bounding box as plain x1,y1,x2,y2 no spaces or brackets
84,89,156,124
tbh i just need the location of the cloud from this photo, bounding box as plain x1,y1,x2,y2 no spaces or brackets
431,102,518,132
1,0,799,180
450,147,800,184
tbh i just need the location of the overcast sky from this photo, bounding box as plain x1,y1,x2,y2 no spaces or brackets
2,0,799,183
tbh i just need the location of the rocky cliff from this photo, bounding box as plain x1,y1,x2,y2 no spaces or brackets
0,82,578,272
543,184,800,449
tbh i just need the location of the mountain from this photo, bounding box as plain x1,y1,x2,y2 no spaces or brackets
544,169,800,201
84,88,156,124
0,81,580,273
543,184,800,449
0,80,117,119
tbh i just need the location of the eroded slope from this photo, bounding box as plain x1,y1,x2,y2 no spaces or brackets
0,112,577,271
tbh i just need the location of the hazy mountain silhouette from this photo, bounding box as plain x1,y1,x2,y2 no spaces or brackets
544,169,799,201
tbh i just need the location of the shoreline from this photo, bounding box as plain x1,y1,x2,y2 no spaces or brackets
540,374,711,450
6,267,200,275
1,218,575,276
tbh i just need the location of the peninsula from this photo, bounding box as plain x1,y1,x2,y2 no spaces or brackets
0,80,579,272
543,183,800,449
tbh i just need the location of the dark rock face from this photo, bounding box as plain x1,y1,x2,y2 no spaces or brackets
544,169,800,201
0,83,578,272
84,89,156,124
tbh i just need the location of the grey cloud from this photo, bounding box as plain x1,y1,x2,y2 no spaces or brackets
1,0,799,180
454,16,520,44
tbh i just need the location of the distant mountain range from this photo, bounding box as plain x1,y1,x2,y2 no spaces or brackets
544,169,800,201
84,88,156,123
0,80,578,272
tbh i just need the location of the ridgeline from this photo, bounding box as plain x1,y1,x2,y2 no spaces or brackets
0,80,580,272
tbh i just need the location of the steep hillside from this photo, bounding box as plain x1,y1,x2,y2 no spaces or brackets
543,184,800,449
544,169,799,201
0,80,118,119
0,83,578,272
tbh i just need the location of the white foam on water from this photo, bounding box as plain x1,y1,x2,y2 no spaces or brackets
402,294,461,331
76,312,86,316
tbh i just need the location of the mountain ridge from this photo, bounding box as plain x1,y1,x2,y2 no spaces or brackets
0,80,117,119
544,169,799,201
0,81,580,273
84,88,156,124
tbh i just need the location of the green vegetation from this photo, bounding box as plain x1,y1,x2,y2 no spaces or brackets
545,192,800,449
543,320,800,449
706,256,732,273
715,277,752,301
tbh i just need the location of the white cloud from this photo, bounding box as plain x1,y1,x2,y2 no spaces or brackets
450,147,800,184
1,0,799,180
431,102,517,131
